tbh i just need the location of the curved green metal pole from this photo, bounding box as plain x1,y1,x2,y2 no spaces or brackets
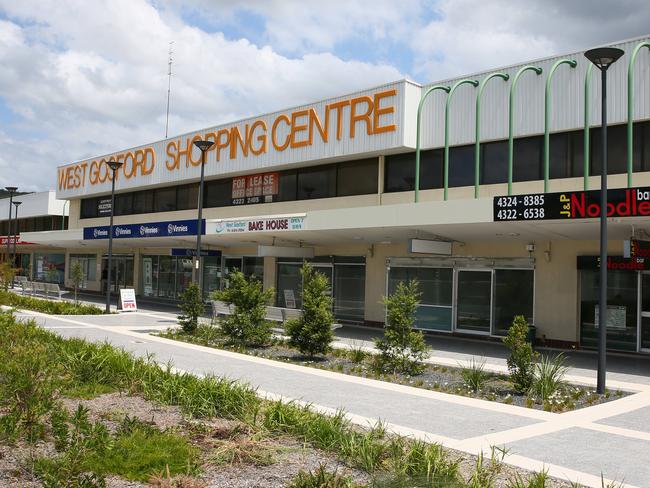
584,63,594,190
627,42,650,188
475,72,509,198
544,59,577,192
508,65,543,195
414,84,450,203
444,79,478,200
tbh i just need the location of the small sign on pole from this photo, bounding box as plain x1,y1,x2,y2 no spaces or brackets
119,288,137,312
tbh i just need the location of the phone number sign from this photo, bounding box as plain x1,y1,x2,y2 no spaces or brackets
493,187,650,221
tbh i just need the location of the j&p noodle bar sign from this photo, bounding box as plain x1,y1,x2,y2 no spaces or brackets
494,187,650,221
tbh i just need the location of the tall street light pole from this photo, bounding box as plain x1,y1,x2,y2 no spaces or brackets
105,160,123,314
584,46,624,395
4,186,17,266
12,201,22,274
192,139,215,295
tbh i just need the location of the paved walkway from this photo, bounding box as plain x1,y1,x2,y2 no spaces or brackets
10,307,650,487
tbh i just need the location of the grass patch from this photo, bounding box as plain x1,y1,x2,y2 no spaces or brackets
90,428,200,482
62,382,117,399
0,290,103,315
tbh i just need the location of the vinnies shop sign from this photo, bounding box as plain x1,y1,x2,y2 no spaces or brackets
57,87,399,196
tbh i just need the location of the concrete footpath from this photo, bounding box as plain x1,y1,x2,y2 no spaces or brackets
12,308,650,488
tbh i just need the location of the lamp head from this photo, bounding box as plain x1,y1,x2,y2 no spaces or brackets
193,139,215,152
5,187,17,193
584,47,624,70
12,201,22,207
106,160,123,171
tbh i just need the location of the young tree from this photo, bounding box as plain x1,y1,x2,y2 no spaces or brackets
375,279,429,375
70,261,84,304
178,283,204,334
285,263,334,358
503,315,539,393
212,271,274,346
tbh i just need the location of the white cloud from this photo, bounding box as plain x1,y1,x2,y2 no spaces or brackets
0,0,402,191
411,0,650,81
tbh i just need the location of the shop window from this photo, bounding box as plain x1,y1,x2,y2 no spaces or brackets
580,269,638,352
513,136,542,182
154,187,177,213
175,258,193,294
334,264,365,322
590,124,627,175
633,120,650,173
204,179,232,208
448,145,474,188
132,190,154,214
384,150,442,193
243,256,264,280
157,256,176,298
176,184,199,211
80,198,99,219
388,267,453,331
481,140,508,185
141,256,158,297
337,159,378,196
297,165,336,200
549,132,570,180
568,130,585,178
276,262,303,308
114,193,133,216
492,269,534,336
202,255,222,298
34,252,65,283
69,254,97,286
277,171,297,201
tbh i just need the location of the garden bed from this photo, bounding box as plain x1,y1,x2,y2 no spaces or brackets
0,310,614,487
159,325,628,413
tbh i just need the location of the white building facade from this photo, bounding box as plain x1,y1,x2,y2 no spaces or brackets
23,35,650,353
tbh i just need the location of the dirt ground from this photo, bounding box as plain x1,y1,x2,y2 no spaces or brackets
1,393,580,487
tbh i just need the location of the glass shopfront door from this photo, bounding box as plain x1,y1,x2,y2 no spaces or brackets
455,270,492,334
101,254,134,294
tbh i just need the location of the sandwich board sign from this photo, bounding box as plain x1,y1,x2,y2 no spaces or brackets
119,288,137,312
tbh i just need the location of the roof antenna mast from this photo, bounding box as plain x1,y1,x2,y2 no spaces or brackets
165,41,174,139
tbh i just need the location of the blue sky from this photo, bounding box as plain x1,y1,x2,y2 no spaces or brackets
0,0,649,191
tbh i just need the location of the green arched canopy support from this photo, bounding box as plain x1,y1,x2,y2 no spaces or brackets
584,63,594,190
628,42,650,188
474,72,509,198
508,65,543,195
544,59,577,192
414,84,450,203
444,79,478,200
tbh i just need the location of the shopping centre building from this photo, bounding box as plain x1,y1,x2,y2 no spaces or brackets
14,35,650,353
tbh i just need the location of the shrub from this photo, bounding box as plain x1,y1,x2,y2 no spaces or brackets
286,464,358,488
0,314,62,444
211,271,274,346
0,290,103,315
347,343,368,364
178,283,204,334
0,261,16,291
286,263,334,357
375,280,428,375
529,354,568,402
503,315,538,393
459,357,489,392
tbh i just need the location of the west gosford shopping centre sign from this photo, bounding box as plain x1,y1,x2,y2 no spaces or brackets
56,82,407,199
